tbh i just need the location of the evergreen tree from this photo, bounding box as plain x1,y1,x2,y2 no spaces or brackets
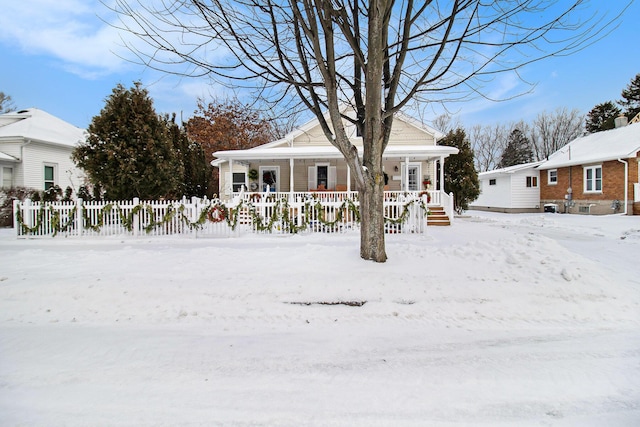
498,128,533,168
73,82,182,200
440,128,480,212
585,101,621,133
163,114,211,197
619,73,640,121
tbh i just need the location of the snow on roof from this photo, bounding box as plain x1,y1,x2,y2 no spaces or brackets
0,150,19,162
478,161,543,179
0,108,85,148
541,122,640,169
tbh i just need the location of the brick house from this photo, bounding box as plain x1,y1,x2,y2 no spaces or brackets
538,120,640,215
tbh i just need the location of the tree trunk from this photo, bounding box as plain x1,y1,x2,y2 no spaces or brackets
359,182,387,262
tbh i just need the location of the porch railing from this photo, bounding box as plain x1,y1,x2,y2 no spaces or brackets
13,191,450,238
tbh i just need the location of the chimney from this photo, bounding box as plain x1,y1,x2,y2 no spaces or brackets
614,115,628,128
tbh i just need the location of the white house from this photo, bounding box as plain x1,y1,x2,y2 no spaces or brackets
0,108,85,192
211,108,458,196
470,161,543,213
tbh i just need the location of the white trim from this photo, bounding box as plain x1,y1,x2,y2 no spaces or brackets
43,162,58,190
583,164,602,193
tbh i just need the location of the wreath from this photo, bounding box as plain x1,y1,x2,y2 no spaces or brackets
207,205,226,223
418,191,431,203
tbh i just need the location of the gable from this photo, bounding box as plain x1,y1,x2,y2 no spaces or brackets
288,111,442,148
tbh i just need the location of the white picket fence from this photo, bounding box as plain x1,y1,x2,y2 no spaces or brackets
12,192,437,239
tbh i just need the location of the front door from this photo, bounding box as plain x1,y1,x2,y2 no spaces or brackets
260,166,279,192
402,164,421,191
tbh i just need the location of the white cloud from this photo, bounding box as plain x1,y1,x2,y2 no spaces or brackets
0,0,133,77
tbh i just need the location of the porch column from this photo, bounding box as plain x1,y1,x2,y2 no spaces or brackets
405,156,410,191
229,159,234,197
439,156,445,193
289,158,295,198
347,164,351,193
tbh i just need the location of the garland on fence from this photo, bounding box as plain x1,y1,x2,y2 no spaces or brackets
15,196,430,236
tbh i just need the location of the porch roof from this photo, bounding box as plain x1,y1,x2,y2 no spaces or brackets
212,144,458,165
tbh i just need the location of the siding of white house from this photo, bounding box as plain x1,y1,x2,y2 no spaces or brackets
21,142,82,191
471,164,541,213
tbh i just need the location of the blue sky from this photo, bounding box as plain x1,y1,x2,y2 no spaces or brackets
1,1,639,130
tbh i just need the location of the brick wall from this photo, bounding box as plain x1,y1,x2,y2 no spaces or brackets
540,153,639,215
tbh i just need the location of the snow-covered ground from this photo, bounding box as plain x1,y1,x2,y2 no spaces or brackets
1,211,639,426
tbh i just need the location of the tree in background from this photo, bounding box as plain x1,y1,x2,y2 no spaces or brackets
619,73,640,121
529,108,584,160
0,92,16,114
498,129,533,168
585,101,622,133
186,98,274,196
440,129,480,213
164,114,211,198
73,82,182,200
468,123,509,172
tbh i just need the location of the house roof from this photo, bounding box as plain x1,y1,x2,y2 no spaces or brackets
213,144,458,164
540,122,640,169
0,150,19,162
478,161,543,179
0,108,85,148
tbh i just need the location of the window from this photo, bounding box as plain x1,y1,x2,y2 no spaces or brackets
44,164,56,190
1,167,13,188
232,172,246,192
317,165,328,189
584,165,602,193
489,179,496,186
526,176,538,188
548,169,557,185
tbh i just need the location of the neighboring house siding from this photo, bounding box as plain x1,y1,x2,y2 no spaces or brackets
471,167,540,212
510,172,540,209
540,158,635,214
475,175,512,208
22,142,82,191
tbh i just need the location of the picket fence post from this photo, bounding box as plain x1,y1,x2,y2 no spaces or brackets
12,199,21,237
76,198,83,237
133,197,140,237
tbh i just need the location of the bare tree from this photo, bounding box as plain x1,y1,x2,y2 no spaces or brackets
529,108,585,160
468,123,510,172
111,0,629,262
0,92,16,114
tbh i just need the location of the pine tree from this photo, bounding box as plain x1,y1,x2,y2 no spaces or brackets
585,101,621,133
498,128,533,168
73,82,182,200
619,73,640,121
164,114,211,198
440,128,480,212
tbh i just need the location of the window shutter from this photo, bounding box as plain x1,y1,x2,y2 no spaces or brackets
308,166,316,190
328,166,337,190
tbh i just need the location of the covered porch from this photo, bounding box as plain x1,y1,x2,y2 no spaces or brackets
213,144,457,193
212,144,458,227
